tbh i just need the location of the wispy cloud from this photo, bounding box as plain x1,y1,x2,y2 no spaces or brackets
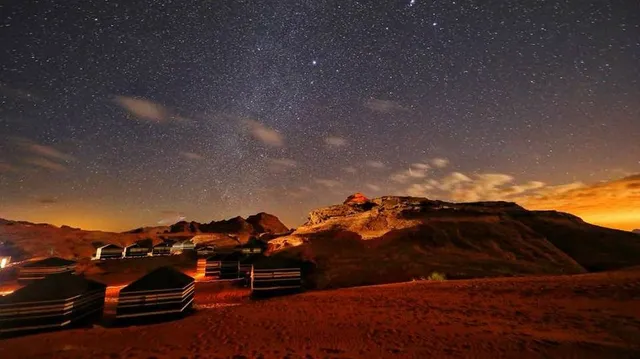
366,183,381,192
366,160,386,169
36,197,58,204
0,162,18,173
29,144,75,162
267,158,298,172
11,139,75,172
157,210,186,225
430,158,449,168
114,96,170,122
179,151,205,160
325,136,348,147
315,179,342,188
518,175,640,231
364,98,407,113
25,158,67,172
390,163,430,183
243,119,284,147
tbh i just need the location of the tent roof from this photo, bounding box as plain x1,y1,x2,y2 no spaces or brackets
0,273,106,304
97,243,122,250
120,266,194,293
22,257,76,268
207,251,244,261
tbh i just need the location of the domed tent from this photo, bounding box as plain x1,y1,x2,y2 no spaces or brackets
115,266,194,320
0,273,106,335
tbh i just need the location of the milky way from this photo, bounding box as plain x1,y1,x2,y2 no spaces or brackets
1,1,639,230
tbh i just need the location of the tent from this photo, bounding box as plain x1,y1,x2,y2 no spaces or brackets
198,252,244,280
151,241,173,256
0,273,106,334
116,267,195,320
18,257,76,283
170,240,195,254
122,243,150,258
250,257,302,296
94,244,123,260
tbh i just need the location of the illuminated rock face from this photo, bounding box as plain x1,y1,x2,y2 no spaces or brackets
343,192,370,205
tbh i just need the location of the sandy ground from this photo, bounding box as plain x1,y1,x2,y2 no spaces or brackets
1,269,640,359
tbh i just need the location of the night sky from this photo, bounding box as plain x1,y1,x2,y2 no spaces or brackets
1,1,639,231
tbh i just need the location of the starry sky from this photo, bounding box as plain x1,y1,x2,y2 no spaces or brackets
1,1,639,232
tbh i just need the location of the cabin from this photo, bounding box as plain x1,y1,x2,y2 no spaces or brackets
170,240,195,254
18,257,77,283
0,256,10,269
94,244,124,260
122,243,150,258
115,266,195,321
198,252,244,280
151,242,173,256
250,259,302,296
239,237,266,255
0,273,106,335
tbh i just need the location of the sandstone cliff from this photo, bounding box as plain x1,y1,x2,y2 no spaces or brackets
267,195,640,289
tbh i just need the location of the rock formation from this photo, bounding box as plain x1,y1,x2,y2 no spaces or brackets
267,195,640,289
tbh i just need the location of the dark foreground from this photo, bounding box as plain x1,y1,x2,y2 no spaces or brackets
1,269,639,358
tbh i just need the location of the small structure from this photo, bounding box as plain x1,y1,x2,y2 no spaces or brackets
115,266,195,320
170,240,195,254
122,243,150,258
151,241,173,256
0,273,106,334
198,252,244,280
196,245,216,257
0,256,10,269
94,244,123,260
251,260,302,296
18,257,76,283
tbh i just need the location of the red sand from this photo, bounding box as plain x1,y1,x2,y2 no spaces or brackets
1,269,639,358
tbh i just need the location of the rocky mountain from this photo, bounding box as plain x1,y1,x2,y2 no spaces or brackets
633,229,640,234
169,213,288,238
0,219,144,260
0,212,288,260
246,212,289,234
267,195,640,289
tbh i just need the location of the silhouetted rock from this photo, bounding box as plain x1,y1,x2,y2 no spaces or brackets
246,212,289,234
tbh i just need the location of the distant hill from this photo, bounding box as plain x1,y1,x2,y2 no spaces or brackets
267,195,640,289
633,229,640,234
0,212,289,260
0,219,142,260
168,212,288,244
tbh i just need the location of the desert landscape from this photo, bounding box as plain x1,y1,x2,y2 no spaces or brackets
1,268,639,358
1,194,640,358
2,1,640,356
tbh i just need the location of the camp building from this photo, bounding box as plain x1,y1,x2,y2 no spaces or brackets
151,241,173,256
94,244,123,260
122,243,150,258
18,257,77,283
198,251,244,280
0,273,106,335
115,266,195,320
251,258,302,296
